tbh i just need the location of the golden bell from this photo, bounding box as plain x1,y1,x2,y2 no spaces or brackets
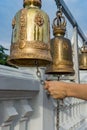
46,10,74,75
7,0,52,67
79,45,87,70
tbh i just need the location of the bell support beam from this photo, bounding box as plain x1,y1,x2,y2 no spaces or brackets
55,0,87,43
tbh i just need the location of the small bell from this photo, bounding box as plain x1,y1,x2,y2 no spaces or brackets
46,9,74,75
7,0,52,67
79,45,87,70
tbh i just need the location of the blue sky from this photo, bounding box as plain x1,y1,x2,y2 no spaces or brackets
0,0,87,50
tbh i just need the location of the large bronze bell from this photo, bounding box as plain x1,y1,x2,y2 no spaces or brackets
7,0,52,67
46,10,74,75
79,45,87,70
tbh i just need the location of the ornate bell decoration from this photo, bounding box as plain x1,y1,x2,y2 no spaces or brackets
7,0,52,67
79,45,87,70
46,9,74,75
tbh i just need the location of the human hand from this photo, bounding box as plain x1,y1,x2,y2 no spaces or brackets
44,81,68,99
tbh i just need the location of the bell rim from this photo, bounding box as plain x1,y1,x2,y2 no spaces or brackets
45,66,74,75
45,70,74,75
7,57,52,67
79,66,87,70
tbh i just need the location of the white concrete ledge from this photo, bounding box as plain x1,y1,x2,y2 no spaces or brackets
0,65,39,100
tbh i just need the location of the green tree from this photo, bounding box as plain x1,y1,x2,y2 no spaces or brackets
0,45,8,65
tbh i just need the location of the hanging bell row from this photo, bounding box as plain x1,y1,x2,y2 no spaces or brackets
7,0,74,75
7,0,52,67
46,9,74,75
79,45,87,70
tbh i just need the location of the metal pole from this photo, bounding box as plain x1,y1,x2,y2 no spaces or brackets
73,26,80,83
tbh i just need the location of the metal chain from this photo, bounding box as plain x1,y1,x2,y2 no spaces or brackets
35,61,42,82
35,61,60,130
56,76,60,130
56,100,60,130
36,64,44,85
58,0,61,9
58,0,62,12
35,61,50,97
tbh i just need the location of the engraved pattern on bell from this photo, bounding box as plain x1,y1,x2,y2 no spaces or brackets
34,13,44,26
8,41,52,66
19,40,26,49
11,41,50,50
19,9,27,49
